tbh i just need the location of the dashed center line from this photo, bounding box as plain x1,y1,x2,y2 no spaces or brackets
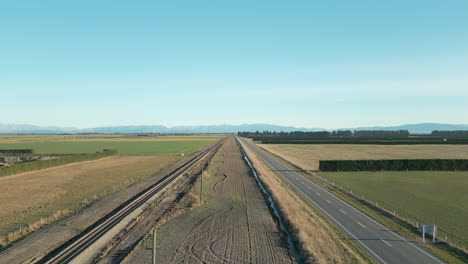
326,200,331,204
357,222,366,228
339,209,346,214
316,193,321,196
381,239,393,247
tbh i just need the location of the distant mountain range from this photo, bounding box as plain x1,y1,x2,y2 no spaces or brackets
1,123,468,134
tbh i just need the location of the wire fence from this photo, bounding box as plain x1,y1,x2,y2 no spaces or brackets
318,175,468,252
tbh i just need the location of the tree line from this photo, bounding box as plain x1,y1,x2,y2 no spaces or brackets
238,130,410,138
431,130,468,137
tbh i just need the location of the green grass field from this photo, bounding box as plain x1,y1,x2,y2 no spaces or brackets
0,140,215,155
319,171,468,247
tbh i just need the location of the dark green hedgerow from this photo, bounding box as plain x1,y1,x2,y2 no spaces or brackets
0,149,117,177
0,149,35,155
319,159,468,172
260,139,468,144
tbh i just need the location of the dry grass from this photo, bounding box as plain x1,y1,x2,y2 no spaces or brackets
241,141,375,264
260,144,468,170
0,155,180,246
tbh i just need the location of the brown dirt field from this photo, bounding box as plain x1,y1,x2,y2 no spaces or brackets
260,144,468,170
0,155,180,237
241,140,373,264
125,137,294,264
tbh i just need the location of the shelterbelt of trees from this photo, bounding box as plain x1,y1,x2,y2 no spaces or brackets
238,130,468,138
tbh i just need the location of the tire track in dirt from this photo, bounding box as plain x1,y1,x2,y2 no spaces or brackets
125,137,294,264
168,204,234,264
212,173,228,193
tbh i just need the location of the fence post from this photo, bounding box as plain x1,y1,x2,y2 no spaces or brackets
422,225,425,244
153,229,157,264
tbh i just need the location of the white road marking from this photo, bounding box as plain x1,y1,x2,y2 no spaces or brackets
276,174,389,264
316,192,320,196
339,209,346,214
382,239,393,247
357,222,366,228
243,140,443,264
326,200,331,204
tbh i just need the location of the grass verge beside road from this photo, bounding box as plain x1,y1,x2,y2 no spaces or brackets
240,140,376,264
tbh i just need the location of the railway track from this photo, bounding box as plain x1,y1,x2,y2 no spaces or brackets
38,139,225,264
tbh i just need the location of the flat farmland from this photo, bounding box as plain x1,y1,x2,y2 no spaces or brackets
319,171,468,248
260,143,468,170
0,155,180,243
0,140,215,155
131,137,294,263
0,135,222,144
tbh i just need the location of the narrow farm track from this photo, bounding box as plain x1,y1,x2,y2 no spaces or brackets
33,140,225,264
140,137,294,264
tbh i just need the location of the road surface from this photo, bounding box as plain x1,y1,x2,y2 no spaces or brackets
240,137,444,264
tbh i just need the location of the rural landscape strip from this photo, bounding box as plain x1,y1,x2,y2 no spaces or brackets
138,136,294,263
238,138,303,263
37,140,223,264
239,138,375,264
97,143,220,263
256,143,468,263
0,139,220,264
240,137,446,264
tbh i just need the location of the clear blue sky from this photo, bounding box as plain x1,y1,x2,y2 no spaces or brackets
1,0,467,129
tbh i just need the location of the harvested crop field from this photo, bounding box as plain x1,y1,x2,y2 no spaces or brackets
0,155,180,239
127,137,294,263
260,143,468,170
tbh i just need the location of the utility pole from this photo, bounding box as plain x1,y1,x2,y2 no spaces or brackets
153,229,157,264
200,166,203,204
433,225,437,243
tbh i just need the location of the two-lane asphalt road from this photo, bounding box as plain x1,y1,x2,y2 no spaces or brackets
240,137,444,264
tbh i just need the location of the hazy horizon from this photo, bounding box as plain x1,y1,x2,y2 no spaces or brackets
2,121,468,132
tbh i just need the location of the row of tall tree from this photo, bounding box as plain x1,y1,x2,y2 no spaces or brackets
431,130,468,137
238,130,410,138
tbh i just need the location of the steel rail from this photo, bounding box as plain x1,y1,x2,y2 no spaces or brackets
40,139,224,264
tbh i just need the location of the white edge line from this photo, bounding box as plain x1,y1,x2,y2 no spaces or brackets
281,174,388,264
251,142,445,264
244,140,445,264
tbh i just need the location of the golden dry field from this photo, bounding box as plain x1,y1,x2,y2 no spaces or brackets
260,144,468,170
0,155,180,238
